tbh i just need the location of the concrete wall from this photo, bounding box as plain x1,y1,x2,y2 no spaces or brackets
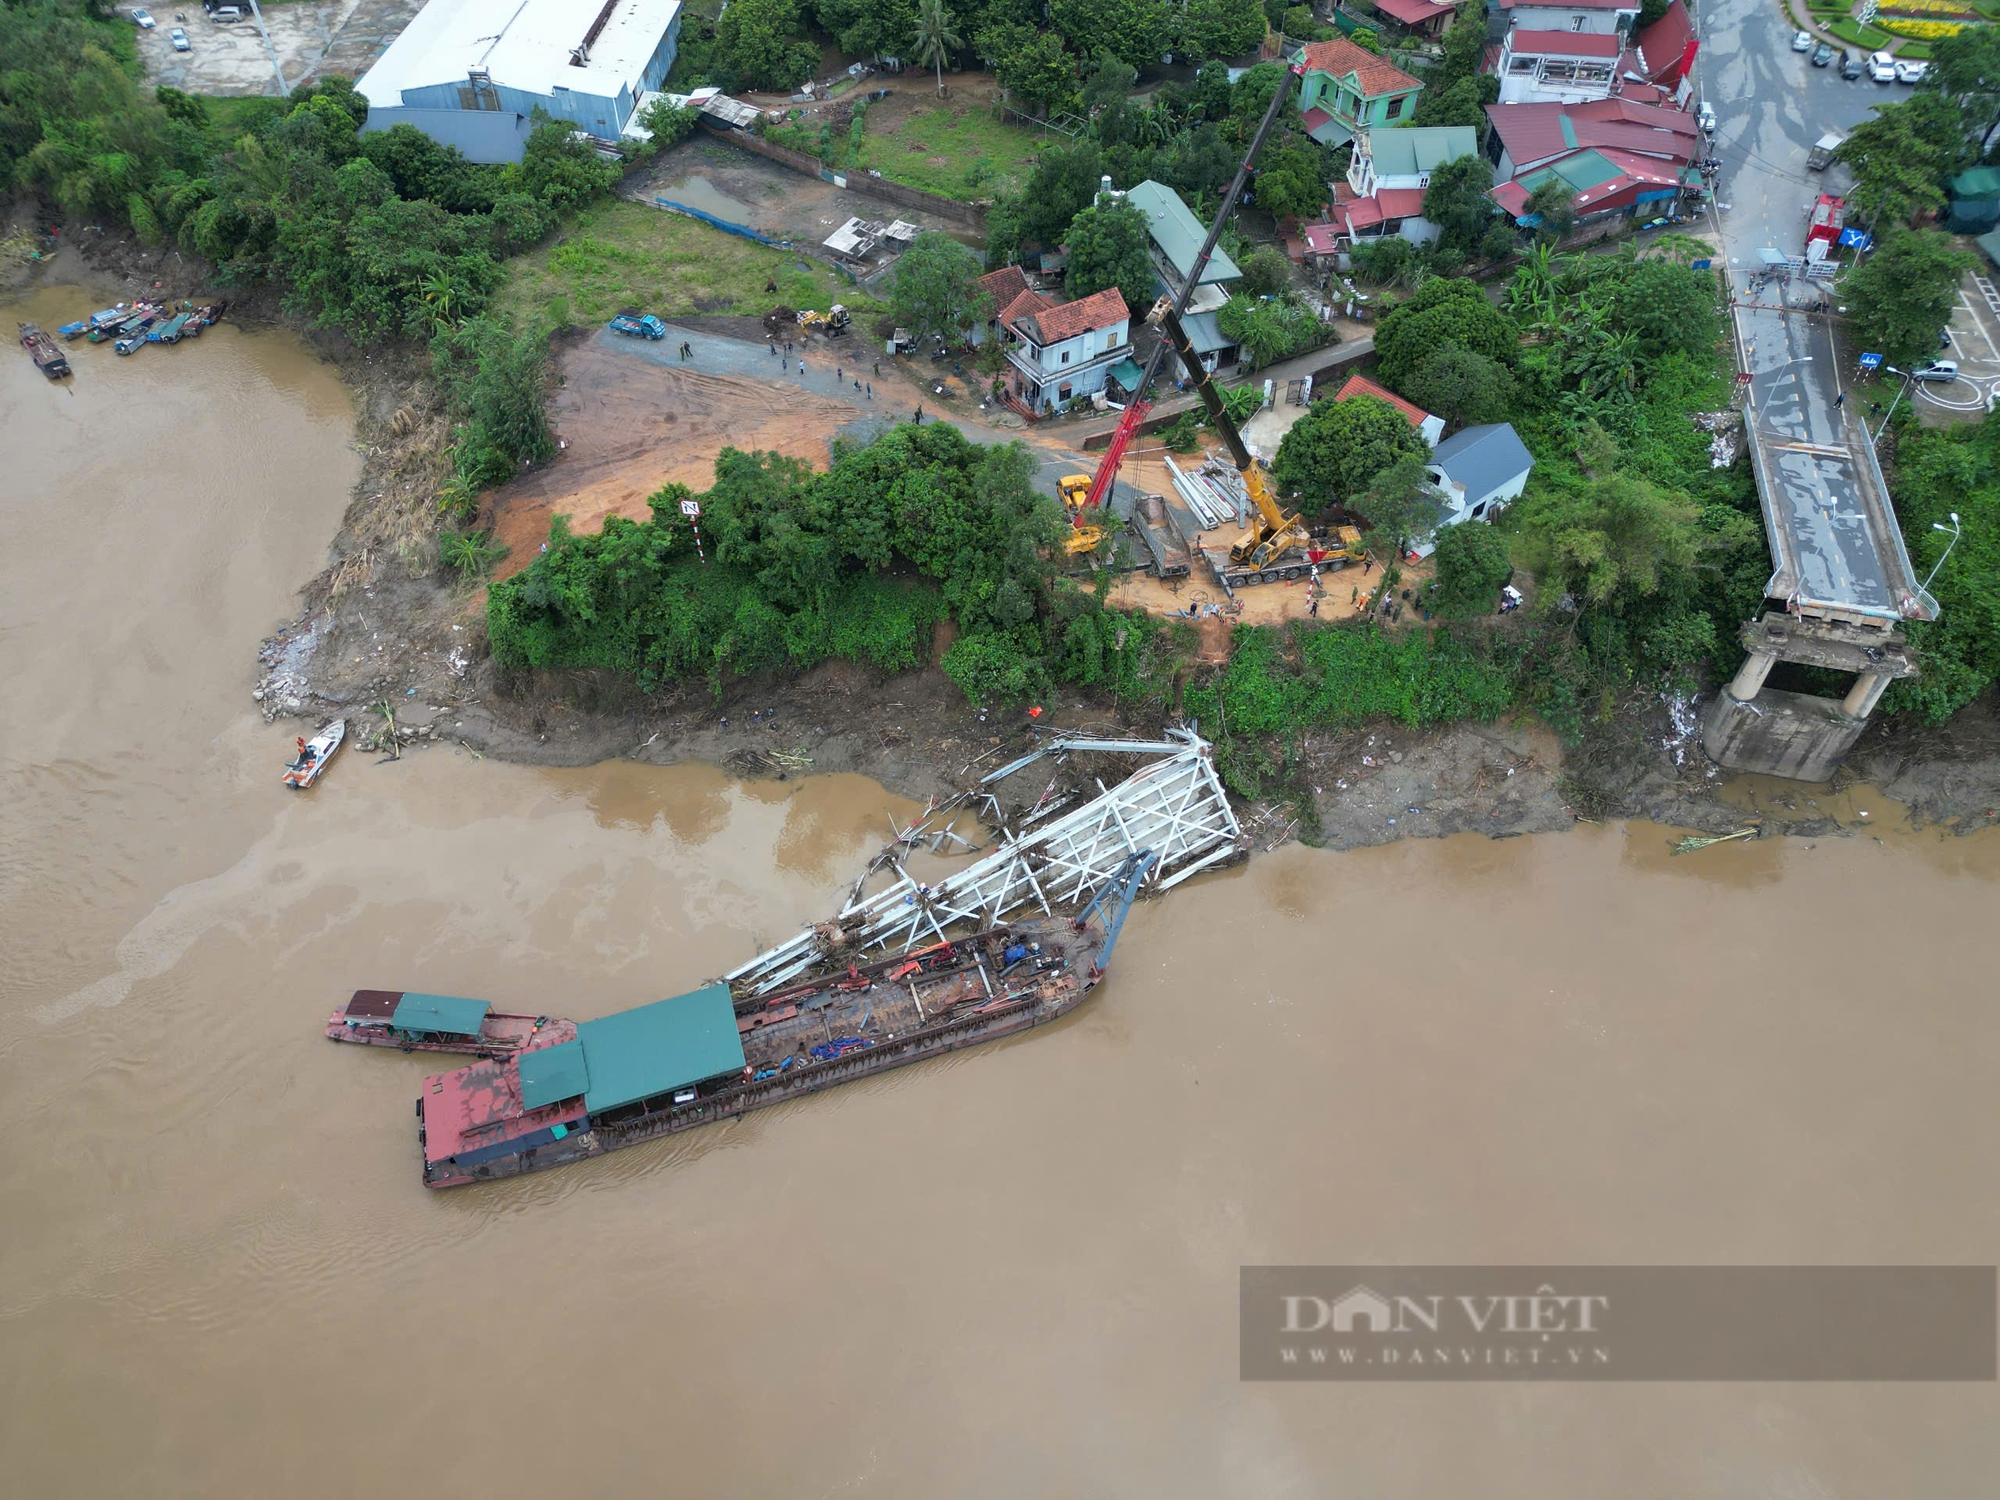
697,121,986,228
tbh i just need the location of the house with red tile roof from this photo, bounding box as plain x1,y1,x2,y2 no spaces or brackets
1371,0,1455,38
967,264,1034,347
1485,98,1698,180
1333,373,1444,448
1293,38,1423,148
993,287,1133,415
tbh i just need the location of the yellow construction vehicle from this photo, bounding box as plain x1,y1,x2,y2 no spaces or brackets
1063,521,1108,557
796,304,851,334
1058,473,1093,515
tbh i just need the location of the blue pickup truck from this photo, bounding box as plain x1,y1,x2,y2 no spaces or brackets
609,313,667,340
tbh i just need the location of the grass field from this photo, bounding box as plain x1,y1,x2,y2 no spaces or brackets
847,103,1051,201
1826,15,1895,45
496,198,881,330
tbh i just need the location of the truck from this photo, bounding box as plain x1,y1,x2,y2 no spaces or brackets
608,313,667,340
1806,133,1843,172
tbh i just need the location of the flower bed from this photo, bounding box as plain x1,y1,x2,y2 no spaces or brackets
1880,0,1973,14
1879,16,1968,33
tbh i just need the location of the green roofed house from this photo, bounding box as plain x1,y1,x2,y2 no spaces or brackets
573,982,746,1115
1123,179,1244,372
391,992,492,1037
1489,146,1699,225
1293,37,1424,149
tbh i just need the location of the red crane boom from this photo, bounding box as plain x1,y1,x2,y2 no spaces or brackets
1072,62,1304,517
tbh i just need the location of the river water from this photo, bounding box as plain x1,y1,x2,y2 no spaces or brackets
4,284,1998,1496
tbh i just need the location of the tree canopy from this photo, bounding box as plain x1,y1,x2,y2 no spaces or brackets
1843,227,1972,367
891,231,990,342
1064,200,1156,310
1373,276,1519,388
1272,392,1429,506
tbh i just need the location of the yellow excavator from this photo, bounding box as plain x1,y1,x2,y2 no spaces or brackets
1058,472,1107,556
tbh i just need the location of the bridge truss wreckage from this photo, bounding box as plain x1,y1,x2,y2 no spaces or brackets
724,730,1243,997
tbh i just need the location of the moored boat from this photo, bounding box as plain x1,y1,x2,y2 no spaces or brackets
415,853,1155,1189
18,323,70,379
282,719,344,788
89,305,155,343
327,989,577,1057
149,313,192,344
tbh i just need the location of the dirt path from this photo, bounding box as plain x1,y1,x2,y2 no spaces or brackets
483,322,1097,579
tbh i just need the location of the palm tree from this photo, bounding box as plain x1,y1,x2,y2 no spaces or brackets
911,0,963,97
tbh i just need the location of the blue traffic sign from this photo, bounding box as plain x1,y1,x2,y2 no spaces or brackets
1838,227,1872,250
1858,352,1884,370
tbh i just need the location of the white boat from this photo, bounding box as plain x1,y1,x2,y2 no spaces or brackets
282,719,345,789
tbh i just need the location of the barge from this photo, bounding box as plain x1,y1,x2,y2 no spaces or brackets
18,323,70,379
415,852,1155,1188
328,988,577,1057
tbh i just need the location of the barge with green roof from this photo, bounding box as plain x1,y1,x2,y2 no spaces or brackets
327,989,576,1057
415,852,1155,1189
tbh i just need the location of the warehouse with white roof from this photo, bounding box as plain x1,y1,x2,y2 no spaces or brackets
356,0,683,163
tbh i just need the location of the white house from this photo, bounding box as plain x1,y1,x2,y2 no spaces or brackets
994,287,1132,415
1497,0,1639,36
358,0,683,164
1334,125,1481,247
1415,422,1536,555
1494,28,1628,104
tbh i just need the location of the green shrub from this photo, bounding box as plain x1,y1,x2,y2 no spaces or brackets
942,630,1047,705
1184,621,1513,737
1431,521,1513,618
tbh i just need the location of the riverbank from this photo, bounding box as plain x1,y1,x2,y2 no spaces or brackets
18,206,1991,850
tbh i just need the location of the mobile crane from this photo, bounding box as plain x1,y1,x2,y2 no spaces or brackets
1058,61,1362,587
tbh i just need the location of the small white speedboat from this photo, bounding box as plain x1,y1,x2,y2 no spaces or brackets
282,719,345,789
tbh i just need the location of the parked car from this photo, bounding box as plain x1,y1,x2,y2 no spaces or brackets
1868,50,1898,82
1792,29,1813,51
131,6,155,25
1811,41,1836,67
1841,51,1866,80
169,24,189,48
1897,59,1929,84
1910,360,1959,383
212,4,242,19
1697,101,1717,134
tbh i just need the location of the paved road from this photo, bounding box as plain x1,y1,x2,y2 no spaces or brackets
1695,0,1931,616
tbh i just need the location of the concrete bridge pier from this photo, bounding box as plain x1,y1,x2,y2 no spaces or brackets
1700,614,1916,782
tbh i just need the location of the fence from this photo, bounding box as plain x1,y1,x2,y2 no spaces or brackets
694,120,986,229
653,197,791,248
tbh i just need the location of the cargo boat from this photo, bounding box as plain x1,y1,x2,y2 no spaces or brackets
415,852,1154,1188
19,323,70,379
328,989,577,1057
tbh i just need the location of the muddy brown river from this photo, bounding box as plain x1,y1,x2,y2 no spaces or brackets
4,284,1998,1495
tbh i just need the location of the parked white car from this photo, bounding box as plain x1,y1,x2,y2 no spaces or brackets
1868,51,1899,82
1792,29,1813,51
131,7,154,25
1896,59,1929,83
169,24,189,49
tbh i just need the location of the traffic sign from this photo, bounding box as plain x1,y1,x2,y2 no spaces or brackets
1858,352,1884,370
1735,371,1754,385
680,499,701,516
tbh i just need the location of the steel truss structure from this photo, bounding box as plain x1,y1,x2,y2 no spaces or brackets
724,730,1242,996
